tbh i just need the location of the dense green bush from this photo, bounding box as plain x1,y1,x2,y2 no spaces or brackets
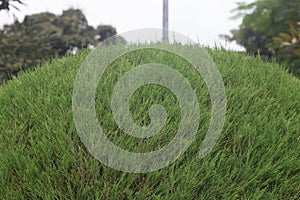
0,45,299,199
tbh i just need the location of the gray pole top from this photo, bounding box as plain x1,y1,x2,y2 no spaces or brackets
163,0,169,42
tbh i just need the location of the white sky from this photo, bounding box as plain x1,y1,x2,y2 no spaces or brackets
0,0,255,51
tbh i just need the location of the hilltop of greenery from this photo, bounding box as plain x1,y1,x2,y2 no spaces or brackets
0,45,299,199
0,8,119,84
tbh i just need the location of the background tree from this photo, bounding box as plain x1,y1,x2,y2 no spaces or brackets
226,0,300,76
0,8,120,84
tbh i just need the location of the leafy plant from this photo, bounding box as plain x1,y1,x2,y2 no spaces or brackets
273,20,300,75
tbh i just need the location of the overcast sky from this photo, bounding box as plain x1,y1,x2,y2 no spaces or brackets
0,0,255,50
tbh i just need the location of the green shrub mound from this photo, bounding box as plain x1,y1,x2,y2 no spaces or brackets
0,46,299,199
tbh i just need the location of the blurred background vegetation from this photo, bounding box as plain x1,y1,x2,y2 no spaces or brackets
225,0,300,76
0,0,119,84
0,0,299,84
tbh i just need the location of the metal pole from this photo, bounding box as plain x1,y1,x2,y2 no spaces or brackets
163,0,169,42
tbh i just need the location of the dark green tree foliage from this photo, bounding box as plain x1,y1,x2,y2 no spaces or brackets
0,9,118,84
228,0,300,76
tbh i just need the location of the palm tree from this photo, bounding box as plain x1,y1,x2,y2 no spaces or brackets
0,0,24,11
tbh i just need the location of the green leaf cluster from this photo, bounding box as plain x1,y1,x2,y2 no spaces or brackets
273,20,300,76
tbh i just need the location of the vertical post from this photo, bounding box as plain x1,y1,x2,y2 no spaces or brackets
163,0,169,42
